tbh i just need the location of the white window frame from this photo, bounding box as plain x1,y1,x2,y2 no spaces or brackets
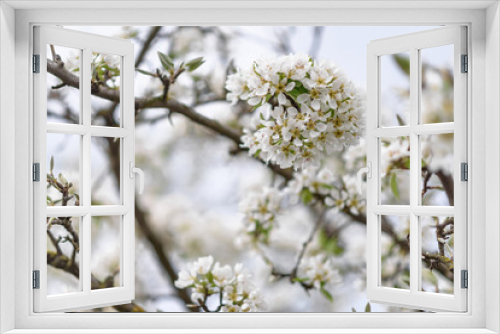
0,1,499,333
33,25,136,312
366,26,467,312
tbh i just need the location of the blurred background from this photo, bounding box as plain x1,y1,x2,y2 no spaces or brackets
45,25,455,312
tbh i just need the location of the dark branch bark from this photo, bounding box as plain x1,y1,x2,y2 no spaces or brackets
133,201,197,310
47,59,293,181
103,128,197,311
347,210,453,281
436,170,454,206
135,26,162,68
47,252,146,312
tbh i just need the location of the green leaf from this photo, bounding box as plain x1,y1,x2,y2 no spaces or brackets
136,68,157,77
351,307,357,312
390,172,400,200
292,277,310,283
320,286,334,302
157,51,174,71
300,188,314,205
422,268,438,286
365,302,371,313
393,53,410,76
319,230,344,256
185,57,205,72
396,114,406,126
404,158,410,169
50,156,54,173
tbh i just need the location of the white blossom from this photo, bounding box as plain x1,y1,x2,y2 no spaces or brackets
174,257,266,312
296,254,341,290
226,54,365,170
380,137,410,176
239,187,283,245
283,167,365,215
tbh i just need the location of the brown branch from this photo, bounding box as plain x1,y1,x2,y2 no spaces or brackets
135,26,162,68
347,210,453,281
100,132,197,311
47,230,62,255
291,209,327,277
47,59,293,181
133,201,197,311
436,170,454,206
47,252,146,312
261,208,326,292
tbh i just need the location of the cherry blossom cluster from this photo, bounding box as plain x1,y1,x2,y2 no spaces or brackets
296,254,341,299
238,187,283,245
226,54,365,170
174,256,266,312
380,137,410,177
238,168,366,247
284,167,365,215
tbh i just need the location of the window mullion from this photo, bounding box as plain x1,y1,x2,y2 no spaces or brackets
81,47,92,294
409,47,420,294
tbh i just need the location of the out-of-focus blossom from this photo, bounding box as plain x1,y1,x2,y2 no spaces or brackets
296,254,341,292
239,187,283,245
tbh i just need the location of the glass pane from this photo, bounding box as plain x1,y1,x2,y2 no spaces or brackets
421,216,454,294
90,52,121,127
46,133,81,207
47,216,81,295
380,52,410,127
380,215,410,289
91,137,121,205
91,216,122,290
380,136,410,205
421,133,454,206
46,44,81,124
420,45,454,124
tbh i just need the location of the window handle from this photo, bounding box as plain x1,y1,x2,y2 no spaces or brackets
356,162,372,195
129,162,144,195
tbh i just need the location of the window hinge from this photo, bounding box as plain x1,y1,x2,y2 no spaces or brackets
33,163,40,182
33,54,40,73
461,54,468,73
461,162,468,181
33,270,40,289
461,270,468,289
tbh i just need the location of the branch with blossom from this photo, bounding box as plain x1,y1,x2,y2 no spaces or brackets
46,157,145,312
227,54,365,170
174,256,266,312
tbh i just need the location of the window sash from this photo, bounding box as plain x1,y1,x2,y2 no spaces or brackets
366,26,468,312
33,25,136,313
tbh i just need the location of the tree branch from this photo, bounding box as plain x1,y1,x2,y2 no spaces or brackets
47,251,146,312
101,133,198,311
47,59,293,181
135,26,162,68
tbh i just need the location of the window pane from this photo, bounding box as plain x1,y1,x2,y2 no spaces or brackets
91,137,121,205
421,216,454,294
46,133,81,207
380,136,410,205
90,52,121,127
420,45,454,124
421,133,454,206
380,215,410,289
380,52,410,127
47,216,81,295
91,216,122,290
46,44,81,124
